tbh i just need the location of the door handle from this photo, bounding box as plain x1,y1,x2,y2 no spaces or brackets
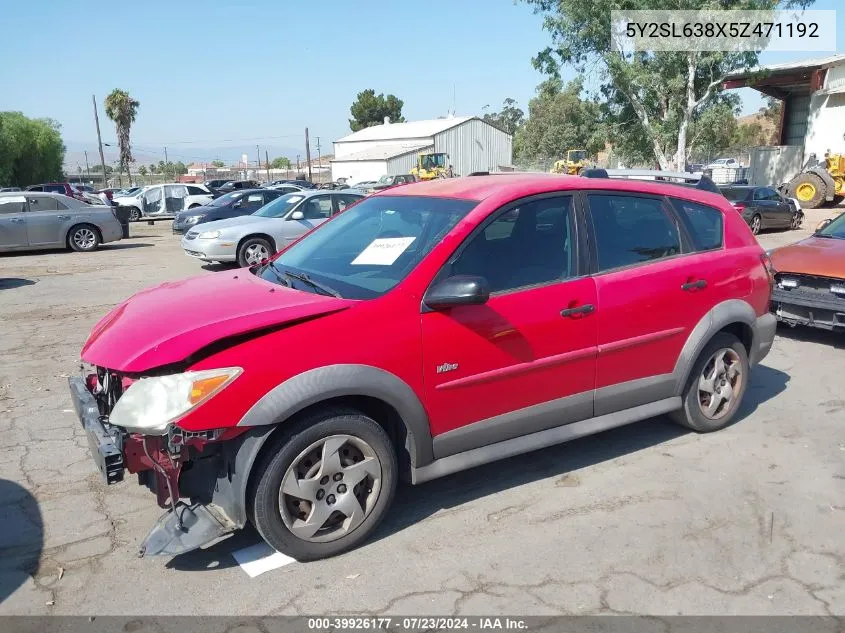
9,218,25,223
560,304,595,318
681,279,707,291
56,215,71,220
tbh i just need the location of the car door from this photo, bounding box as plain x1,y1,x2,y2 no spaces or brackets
164,185,188,214
585,192,711,415
420,194,598,454
24,195,66,246
752,187,779,227
0,196,29,249
770,190,794,228
142,186,164,215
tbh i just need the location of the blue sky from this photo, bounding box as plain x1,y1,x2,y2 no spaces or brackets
0,0,841,163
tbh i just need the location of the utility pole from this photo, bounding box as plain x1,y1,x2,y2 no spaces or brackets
304,127,312,182
316,136,322,181
92,95,108,188
164,147,169,181
296,154,300,171
84,151,90,179
265,149,270,182
256,145,261,181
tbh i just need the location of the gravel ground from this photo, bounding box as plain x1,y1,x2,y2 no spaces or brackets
0,208,843,616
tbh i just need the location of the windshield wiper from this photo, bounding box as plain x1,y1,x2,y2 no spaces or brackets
263,261,290,287
282,269,342,297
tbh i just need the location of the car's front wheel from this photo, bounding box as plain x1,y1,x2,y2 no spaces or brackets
237,236,273,267
250,408,398,561
671,332,749,433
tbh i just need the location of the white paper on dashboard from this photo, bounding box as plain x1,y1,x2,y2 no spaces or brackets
351,237,416,265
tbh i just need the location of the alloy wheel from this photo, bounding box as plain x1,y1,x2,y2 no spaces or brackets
279,434,382,543
244,243,269,265
751,216,761,234
698,348,743,420
73,228,96,250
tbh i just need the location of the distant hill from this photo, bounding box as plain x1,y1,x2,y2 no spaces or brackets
736,112,778,144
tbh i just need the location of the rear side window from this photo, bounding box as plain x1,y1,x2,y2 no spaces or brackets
671,199,723,251
587,194,681,272
45,184,65,194
186,186,207,195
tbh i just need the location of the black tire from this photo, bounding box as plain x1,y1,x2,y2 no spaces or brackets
250,408,398,561
749,214,762,235
790,212,803,230
787,173,826,209
670,332,750,433
237,236,273,267
127,207,142,221
67,224,101,252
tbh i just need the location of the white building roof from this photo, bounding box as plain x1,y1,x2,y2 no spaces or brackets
330,143,433,162
335,116,474,143
727,54,845,78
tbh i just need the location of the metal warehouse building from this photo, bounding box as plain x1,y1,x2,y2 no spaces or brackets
330,115,513,184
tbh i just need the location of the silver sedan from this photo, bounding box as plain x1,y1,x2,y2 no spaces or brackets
180,190,364,267
0,192,123,253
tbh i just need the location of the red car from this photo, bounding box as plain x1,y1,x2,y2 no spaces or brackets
69,173,777,560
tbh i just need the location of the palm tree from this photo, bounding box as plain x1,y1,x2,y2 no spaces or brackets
104,89,140,187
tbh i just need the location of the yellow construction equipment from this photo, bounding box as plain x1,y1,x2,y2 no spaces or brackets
411,152,451,180
550,149,589,175
786,150,845,209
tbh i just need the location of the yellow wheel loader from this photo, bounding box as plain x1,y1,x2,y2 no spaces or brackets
785,150,845,209
411,152,451,181
550,149,589,175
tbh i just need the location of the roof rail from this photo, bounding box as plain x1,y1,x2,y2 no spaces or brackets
582,168,720,194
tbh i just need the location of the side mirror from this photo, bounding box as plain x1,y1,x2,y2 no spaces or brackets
815,218,832,232
424,275,490,310
291,210,304,220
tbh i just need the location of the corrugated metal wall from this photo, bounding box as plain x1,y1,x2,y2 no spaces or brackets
433,119,513,177
386,146,434,175
783,94,810,147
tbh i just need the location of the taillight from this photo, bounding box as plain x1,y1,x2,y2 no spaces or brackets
760,252,775,291
733,202,746,211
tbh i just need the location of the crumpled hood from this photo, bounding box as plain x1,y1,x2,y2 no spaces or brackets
81,271,354,373
771,236,845,279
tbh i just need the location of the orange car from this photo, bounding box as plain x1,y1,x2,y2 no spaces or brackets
769,213,845,331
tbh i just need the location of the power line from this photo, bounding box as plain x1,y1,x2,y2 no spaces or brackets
144,133,305,145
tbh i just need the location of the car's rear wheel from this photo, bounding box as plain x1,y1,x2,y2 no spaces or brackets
127,207,142,221
791,212,802,230
750,214,761,235
671,332,749,433
237,236,273,267
68,224,101,252
250,408,397,561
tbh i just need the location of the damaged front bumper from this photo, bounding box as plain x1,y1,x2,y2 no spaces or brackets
771,287,845,331
68,375,252,557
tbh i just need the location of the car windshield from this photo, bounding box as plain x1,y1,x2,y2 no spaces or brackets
720,187,750,202
209,191,243,207
253,193,305,218
258,195,477,299
817,212,845,239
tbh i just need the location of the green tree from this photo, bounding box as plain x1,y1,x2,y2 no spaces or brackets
688,98,740,160
0,112,65,186
211,160,225,168
104,89,140,184
90,164,114,175
482,98,525,136
271,156,292,169
525,0,812,170
138,165,148,176
148,163,157,174
515,78,605,161
173,161,188,175
349,89,405,132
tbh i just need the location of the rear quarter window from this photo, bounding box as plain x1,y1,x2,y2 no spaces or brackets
671,199,724,252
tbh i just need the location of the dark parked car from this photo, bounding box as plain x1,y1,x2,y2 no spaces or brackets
25,182,86,202
370,174,416,192
171,189,287,234
217,180,261,193
720,185,801,235
205,179,230,190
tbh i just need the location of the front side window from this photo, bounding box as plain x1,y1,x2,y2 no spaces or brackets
587,194,681,272
449,196,574,293
0,197,26,215
262,195,476,299
671,199,723,252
